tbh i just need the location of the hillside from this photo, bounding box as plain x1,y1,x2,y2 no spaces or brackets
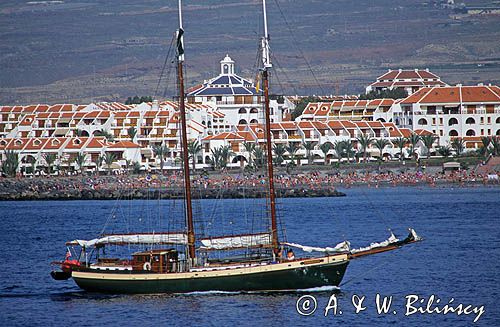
0,0,499,104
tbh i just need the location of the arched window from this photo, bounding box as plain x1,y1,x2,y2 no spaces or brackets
376,118,386,122
207,121,212,128
238,119,248,125
448,118,458,126
201,120,206,126
250,119,258,124
418,118,427,125
250,108,258,114
465,117,475,124
238,108,247,114
466,129,475,136
496,129,500,136
496,117,500,124
449,130,458,137
408,118,413,125
395,118,400,125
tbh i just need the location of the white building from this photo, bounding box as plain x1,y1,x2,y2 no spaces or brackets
396,84,500,146
187,55,286,125
366,69,448,95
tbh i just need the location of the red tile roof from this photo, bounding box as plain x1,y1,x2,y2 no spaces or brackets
108,140,141,149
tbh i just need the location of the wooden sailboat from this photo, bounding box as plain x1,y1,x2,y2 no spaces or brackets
50,0,421,293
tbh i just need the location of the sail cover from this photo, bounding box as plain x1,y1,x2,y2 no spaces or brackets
200,233,271,250
67,233,188,247
283,241,351,253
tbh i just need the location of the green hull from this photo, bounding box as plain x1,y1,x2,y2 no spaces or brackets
73,261,349,294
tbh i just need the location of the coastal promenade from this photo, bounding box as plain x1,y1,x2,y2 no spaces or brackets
0,169,498,201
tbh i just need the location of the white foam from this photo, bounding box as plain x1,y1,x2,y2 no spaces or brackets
296,285,340,292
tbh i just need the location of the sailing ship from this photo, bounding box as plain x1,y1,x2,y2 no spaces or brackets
50,0,421,293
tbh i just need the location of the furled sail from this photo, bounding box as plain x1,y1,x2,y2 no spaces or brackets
200,233,272,250
283,241,351,253
350,232,399,254
349,229,422,259
66,233,188,247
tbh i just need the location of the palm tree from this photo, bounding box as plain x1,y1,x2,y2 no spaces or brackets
125,159,132,174
97,129,114,141
286,143,301,166
74,152,87,175
253,146,265,168
333,140,345,161
1,150,19,177
437,145,452,157
319,142,332,165
343,140,356,163
243,142,256,167
132,161,142,174
451,137,465,157
373,139,390,161
421,134,437,159
220,145,234,169
152,144,169,174
210,145,234,170
478,136,491,159
210,147,222,170
393,137,407,161
187,140,202,171
93,154,104,175
127,126,138,142
302,141,316,165
103,152,116,175
43,153,57,175
491,136,500,156
356,134,373,162
273,143,286,166
408,133,421,159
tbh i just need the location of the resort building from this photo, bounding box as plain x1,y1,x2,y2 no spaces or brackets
366,69,448,95
396,84,500,148
299,99,397,122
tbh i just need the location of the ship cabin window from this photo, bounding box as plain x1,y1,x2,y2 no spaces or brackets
131,249,179,273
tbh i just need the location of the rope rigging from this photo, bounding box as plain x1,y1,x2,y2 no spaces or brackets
154,33,176,99
271,0,327,95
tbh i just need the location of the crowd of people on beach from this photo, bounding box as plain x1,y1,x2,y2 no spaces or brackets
1,168,498,196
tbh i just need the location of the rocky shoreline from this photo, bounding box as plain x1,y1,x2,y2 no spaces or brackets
1,173,498,201
0,186,346,201
0,177,345,201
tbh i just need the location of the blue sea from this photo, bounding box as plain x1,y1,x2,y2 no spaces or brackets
0,186,498,326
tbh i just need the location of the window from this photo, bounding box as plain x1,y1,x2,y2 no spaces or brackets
465,117,475,124
466,129,475,136
449,130,458,136
418,118,427,125
250,108,258,114
238,108,247,114
238,119,248,125
448,118,458,126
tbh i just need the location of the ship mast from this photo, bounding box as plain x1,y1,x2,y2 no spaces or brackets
261,0,278,251
176,0,196,261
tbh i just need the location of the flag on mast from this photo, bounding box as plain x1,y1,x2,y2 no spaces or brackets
177,28,184,62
